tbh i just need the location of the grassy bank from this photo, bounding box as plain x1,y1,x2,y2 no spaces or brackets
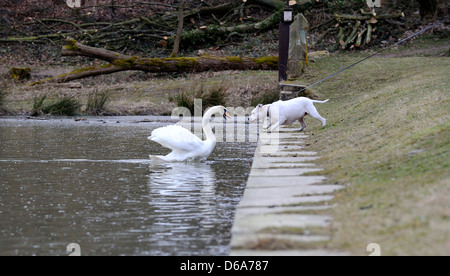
301,50,449,255
0,68,278,116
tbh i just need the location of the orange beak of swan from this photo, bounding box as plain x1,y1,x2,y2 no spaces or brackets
223,109,232,120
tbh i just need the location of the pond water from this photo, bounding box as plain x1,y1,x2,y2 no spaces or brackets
0,117,256,256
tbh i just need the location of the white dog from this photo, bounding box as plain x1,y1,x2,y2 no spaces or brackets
249,97,329,132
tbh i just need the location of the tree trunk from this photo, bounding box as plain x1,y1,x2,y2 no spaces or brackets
30,38,278,85
416,0,438,20
171,0,184,57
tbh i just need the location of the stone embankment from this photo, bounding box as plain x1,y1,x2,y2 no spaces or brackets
230,127,346,256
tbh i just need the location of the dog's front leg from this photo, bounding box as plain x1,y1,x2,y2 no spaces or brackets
268,116,286,133
268,121,280,133
262,118,271,130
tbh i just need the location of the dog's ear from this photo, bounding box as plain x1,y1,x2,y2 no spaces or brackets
257,104,263,108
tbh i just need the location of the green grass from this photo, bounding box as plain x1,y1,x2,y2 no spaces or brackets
169,81,229,115
300,53,450,255
85,90,110,115
0,86,7,115
32,95,82,116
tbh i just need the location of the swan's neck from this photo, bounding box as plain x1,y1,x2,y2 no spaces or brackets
202,119,216,142
202,107,221,142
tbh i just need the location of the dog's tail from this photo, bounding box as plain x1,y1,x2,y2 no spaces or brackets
312,99,329,104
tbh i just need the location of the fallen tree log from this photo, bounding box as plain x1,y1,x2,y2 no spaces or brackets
30,38,278,85
334,11,404,21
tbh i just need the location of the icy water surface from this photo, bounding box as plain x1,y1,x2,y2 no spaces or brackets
0,117,256,256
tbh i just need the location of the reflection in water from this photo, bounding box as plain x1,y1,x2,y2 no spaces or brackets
147,162,219,255
0,118,255,256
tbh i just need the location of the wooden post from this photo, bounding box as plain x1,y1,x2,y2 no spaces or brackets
279,1,293,82
278,22,290,82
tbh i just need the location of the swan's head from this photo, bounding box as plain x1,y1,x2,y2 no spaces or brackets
223,108,232,120
205,105,231,121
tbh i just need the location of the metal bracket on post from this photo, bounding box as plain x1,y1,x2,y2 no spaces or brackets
278,1,293,82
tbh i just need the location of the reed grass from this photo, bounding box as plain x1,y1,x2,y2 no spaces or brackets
170,81,228,114
32,95,82,116
85,90,110,115
0,86,8,115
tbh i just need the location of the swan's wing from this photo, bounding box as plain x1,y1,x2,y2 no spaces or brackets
149,125,203,152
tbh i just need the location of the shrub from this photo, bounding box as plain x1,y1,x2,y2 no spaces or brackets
32,95,82,116
171,90,195,113
0,87,6,106
170,82,228,115
85,90,110,115
0,86,8,115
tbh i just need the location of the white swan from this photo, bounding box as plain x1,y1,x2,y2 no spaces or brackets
148,106,231,162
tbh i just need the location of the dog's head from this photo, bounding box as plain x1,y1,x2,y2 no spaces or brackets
248,104,269,122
